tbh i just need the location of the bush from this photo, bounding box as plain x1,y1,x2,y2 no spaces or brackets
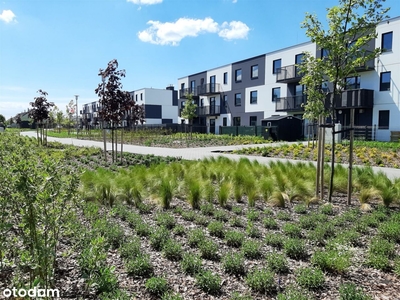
283,223,302,238
263,217,278,229
145,276,169,297
188,228,206,248
276,211,291,221
225,230,245,247
264,233,285,249
214,209,229,222
119,237,141,260
378,220,400,242
276,284,312,300
200,203,214,216
208,221,225,238
311,249,352,273
296,267,325,290
230,216,245,228
245,268,276,294
161,293,184,300
284,238,307,260
293,204,308,214
181,210,196,221
246,222,262,238
230,292,253,300
156,212,176,229
135,221,152,237
222,252,246,275
247,209,260,221
319,203,335,215
162,239,183,261
150,226,171,251
241,239,262,259
173,224,186,236
194,215,210,227
195,270,221,295
232,206,243,215
125,254,153,277
265,252,289,274
180,253,203,275
199,239,219,260
338,283,372,300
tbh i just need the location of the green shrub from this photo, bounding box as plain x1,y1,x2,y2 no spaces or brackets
276,284,312,300
263,217,278,229
161,293,184,300
241,239,262,259
298,215,315,230
230,292,253,300
180,253,203,275
195,270,221,295
264,233,285,249
145,276,169,296
194,215,210,227
208,221,225,238
311,249,352,273
138,202,152,214
247,209,260,221
225,230,245,247
200,203,214,216
156,212,176,229
214,209,229,222
150,226,171,251
232,206,243,215
245,268,276,294
222,252,246,275
125,254,153,277
173,224,186,236
93,218,125,249
366,253,391,271
135,221,151,237
181,210,196,221
293,203,308,214
338,283,372,300
295,267,325,290
265,252,289,274
188,228,206,248
378,220,400,242
246,222,262,239
199,239,219,260
119,237,141,260
368,237,395,257
230,216,245,228
276,211,291,221
284,238,307,260
319,203,335,215
98,289,131,300
283,223,302,238
162,239,183,261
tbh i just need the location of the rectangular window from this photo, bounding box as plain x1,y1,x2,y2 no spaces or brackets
200,98,204,107
272,87,281,101
135,94,138,101
378,110,389,129
273,59,281,74
235,93,241,106
233,117,241,126
382,32,393,52
190,80,196,94
140,93,143,100
181,83,185,90
222,95,228,109
295,53,304,77
250,91,258,104
223,117,227,126
251,65,258,79
380,72,391,91
321,48,329,58
235,69,242,82
345,76,360,90
223,72,228,84
210,75,216,93
250,116,257,126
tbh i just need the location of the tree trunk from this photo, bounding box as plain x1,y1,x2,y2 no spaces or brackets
121,128,124,164
320,118,325,200
315,116,322,199
347,108,355,205
111,126,114,163
103,121,107,163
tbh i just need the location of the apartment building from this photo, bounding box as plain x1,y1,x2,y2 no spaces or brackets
177,16,400,141
81,86,179,127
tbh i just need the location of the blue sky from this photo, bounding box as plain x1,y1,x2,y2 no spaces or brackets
1,0,399,120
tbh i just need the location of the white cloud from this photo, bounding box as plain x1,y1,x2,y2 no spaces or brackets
0,10,16,23
138,17,219,46
218,21,249,40
127,0,162,4
138,17,249,45
232,0,238,3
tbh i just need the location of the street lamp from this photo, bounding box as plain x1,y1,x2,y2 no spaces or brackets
75,95,79,138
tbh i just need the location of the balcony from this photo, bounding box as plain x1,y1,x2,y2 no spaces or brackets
179,105,221,117
179,88,199,99
326,89,374,109
354,52,374,73
276,65,303,83
275,96,306,112
197,83,221,95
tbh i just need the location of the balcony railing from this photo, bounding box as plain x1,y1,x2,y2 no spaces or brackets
326,89,374,108
197,83,221,95
275,96,306,112
179,105,221,117
179,88,199,99
276,65,303,83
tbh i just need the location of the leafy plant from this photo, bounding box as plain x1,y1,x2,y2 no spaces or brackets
283,223,302,238
265,233,285,249
162,239,183,261
125,254,153,277
277,284,312,300
263,217,278,229
199,239,219,260
208,221,225,238
284,238,307,260
296,267,325,290
225,230,245,247
222,252,246,275
180,253,203,275
265,252,289,274
339,283,372,300
195,270,221,295
119,236,141,260
150,226,171,251
200,203,214,216
311,249,352,273
145,276,169,296
156,212,176,229
245,268,276,294
246,222,262,238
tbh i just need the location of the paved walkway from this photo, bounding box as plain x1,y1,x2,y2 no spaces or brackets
21,131,400,180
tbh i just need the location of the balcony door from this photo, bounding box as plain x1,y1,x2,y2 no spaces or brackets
295,84,305,109
295,54,304,78
209,119,215,134
210,97,215,115
210,75,216,93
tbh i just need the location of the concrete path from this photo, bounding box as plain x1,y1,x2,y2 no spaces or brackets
21,131,400,180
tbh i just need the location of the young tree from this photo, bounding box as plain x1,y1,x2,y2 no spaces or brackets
299,0,389,203
29,90,54,145
180,93,197,139
65,100,76,135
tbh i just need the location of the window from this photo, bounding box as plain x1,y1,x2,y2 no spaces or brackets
250,91,258,104
378,110,389,129
140,93,143,100
222,95,227,109
250,116,257,126
320,48,329,58
235,69,242,82
223,72,228,84
295,54,304,77
135,94,138,101
345,76,360,90
210,75,216,92
382,32,393,52
190,80,196,94
233,117,241,126
272,87,281,101
201,78,204,85
181,83,185,90
235,93,241,106
380,72,391,91
251,65,258,79
181,101,185,108
321,81,329,92
273,59,281,74
200,98,204,107
223,117,227,126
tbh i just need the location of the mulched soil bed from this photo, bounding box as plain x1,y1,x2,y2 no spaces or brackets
33,195,400,300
